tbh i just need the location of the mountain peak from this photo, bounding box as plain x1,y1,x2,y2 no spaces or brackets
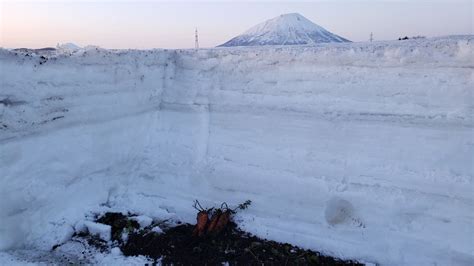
219,13,349,47
278,13,304,18
274,13,307,20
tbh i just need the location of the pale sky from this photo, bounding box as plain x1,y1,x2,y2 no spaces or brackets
1,0,472,49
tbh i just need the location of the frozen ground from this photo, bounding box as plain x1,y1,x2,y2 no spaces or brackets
0,36,473,265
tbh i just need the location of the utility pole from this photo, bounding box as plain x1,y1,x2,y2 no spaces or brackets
195,28,199,49
370,32,373,42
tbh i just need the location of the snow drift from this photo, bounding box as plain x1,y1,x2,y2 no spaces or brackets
0,36,473,265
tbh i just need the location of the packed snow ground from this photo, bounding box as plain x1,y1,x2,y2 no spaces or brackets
0,36,473,265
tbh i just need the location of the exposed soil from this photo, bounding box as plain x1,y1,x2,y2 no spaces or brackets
96,212,140,243
89,212,362,266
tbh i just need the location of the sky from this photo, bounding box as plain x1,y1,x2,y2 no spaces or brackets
0,0,472,49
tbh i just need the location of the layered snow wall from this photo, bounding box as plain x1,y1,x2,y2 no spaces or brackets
0,36,473,265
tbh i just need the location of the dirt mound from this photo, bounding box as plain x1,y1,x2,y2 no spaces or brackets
122,221,361,265
75,210,360,266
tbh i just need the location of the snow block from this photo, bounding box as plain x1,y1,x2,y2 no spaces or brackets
131,216,153,228
84,221,111,242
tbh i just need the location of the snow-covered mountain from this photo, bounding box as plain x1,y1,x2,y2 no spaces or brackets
219,13,349,47
56,42,81,52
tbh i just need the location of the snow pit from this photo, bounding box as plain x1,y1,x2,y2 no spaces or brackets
0,36,473,265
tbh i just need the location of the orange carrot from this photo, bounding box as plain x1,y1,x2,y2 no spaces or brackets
192,210,209,237
213,210,231,234
207,209,222,234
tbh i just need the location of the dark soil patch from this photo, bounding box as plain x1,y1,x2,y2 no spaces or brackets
88,212,361,266
95,212,140,243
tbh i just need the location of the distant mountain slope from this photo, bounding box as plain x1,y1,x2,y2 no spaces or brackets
57,42,81,51
219,13,350,47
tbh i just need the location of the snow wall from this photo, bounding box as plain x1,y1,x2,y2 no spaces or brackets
1,36,473,265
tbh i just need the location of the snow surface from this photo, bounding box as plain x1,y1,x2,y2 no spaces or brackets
219,13,349,47
0,36,473,265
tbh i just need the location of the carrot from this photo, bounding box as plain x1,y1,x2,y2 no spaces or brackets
190,199,251,237
207,209,222,234
213,210,231,234
192,210,209,237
